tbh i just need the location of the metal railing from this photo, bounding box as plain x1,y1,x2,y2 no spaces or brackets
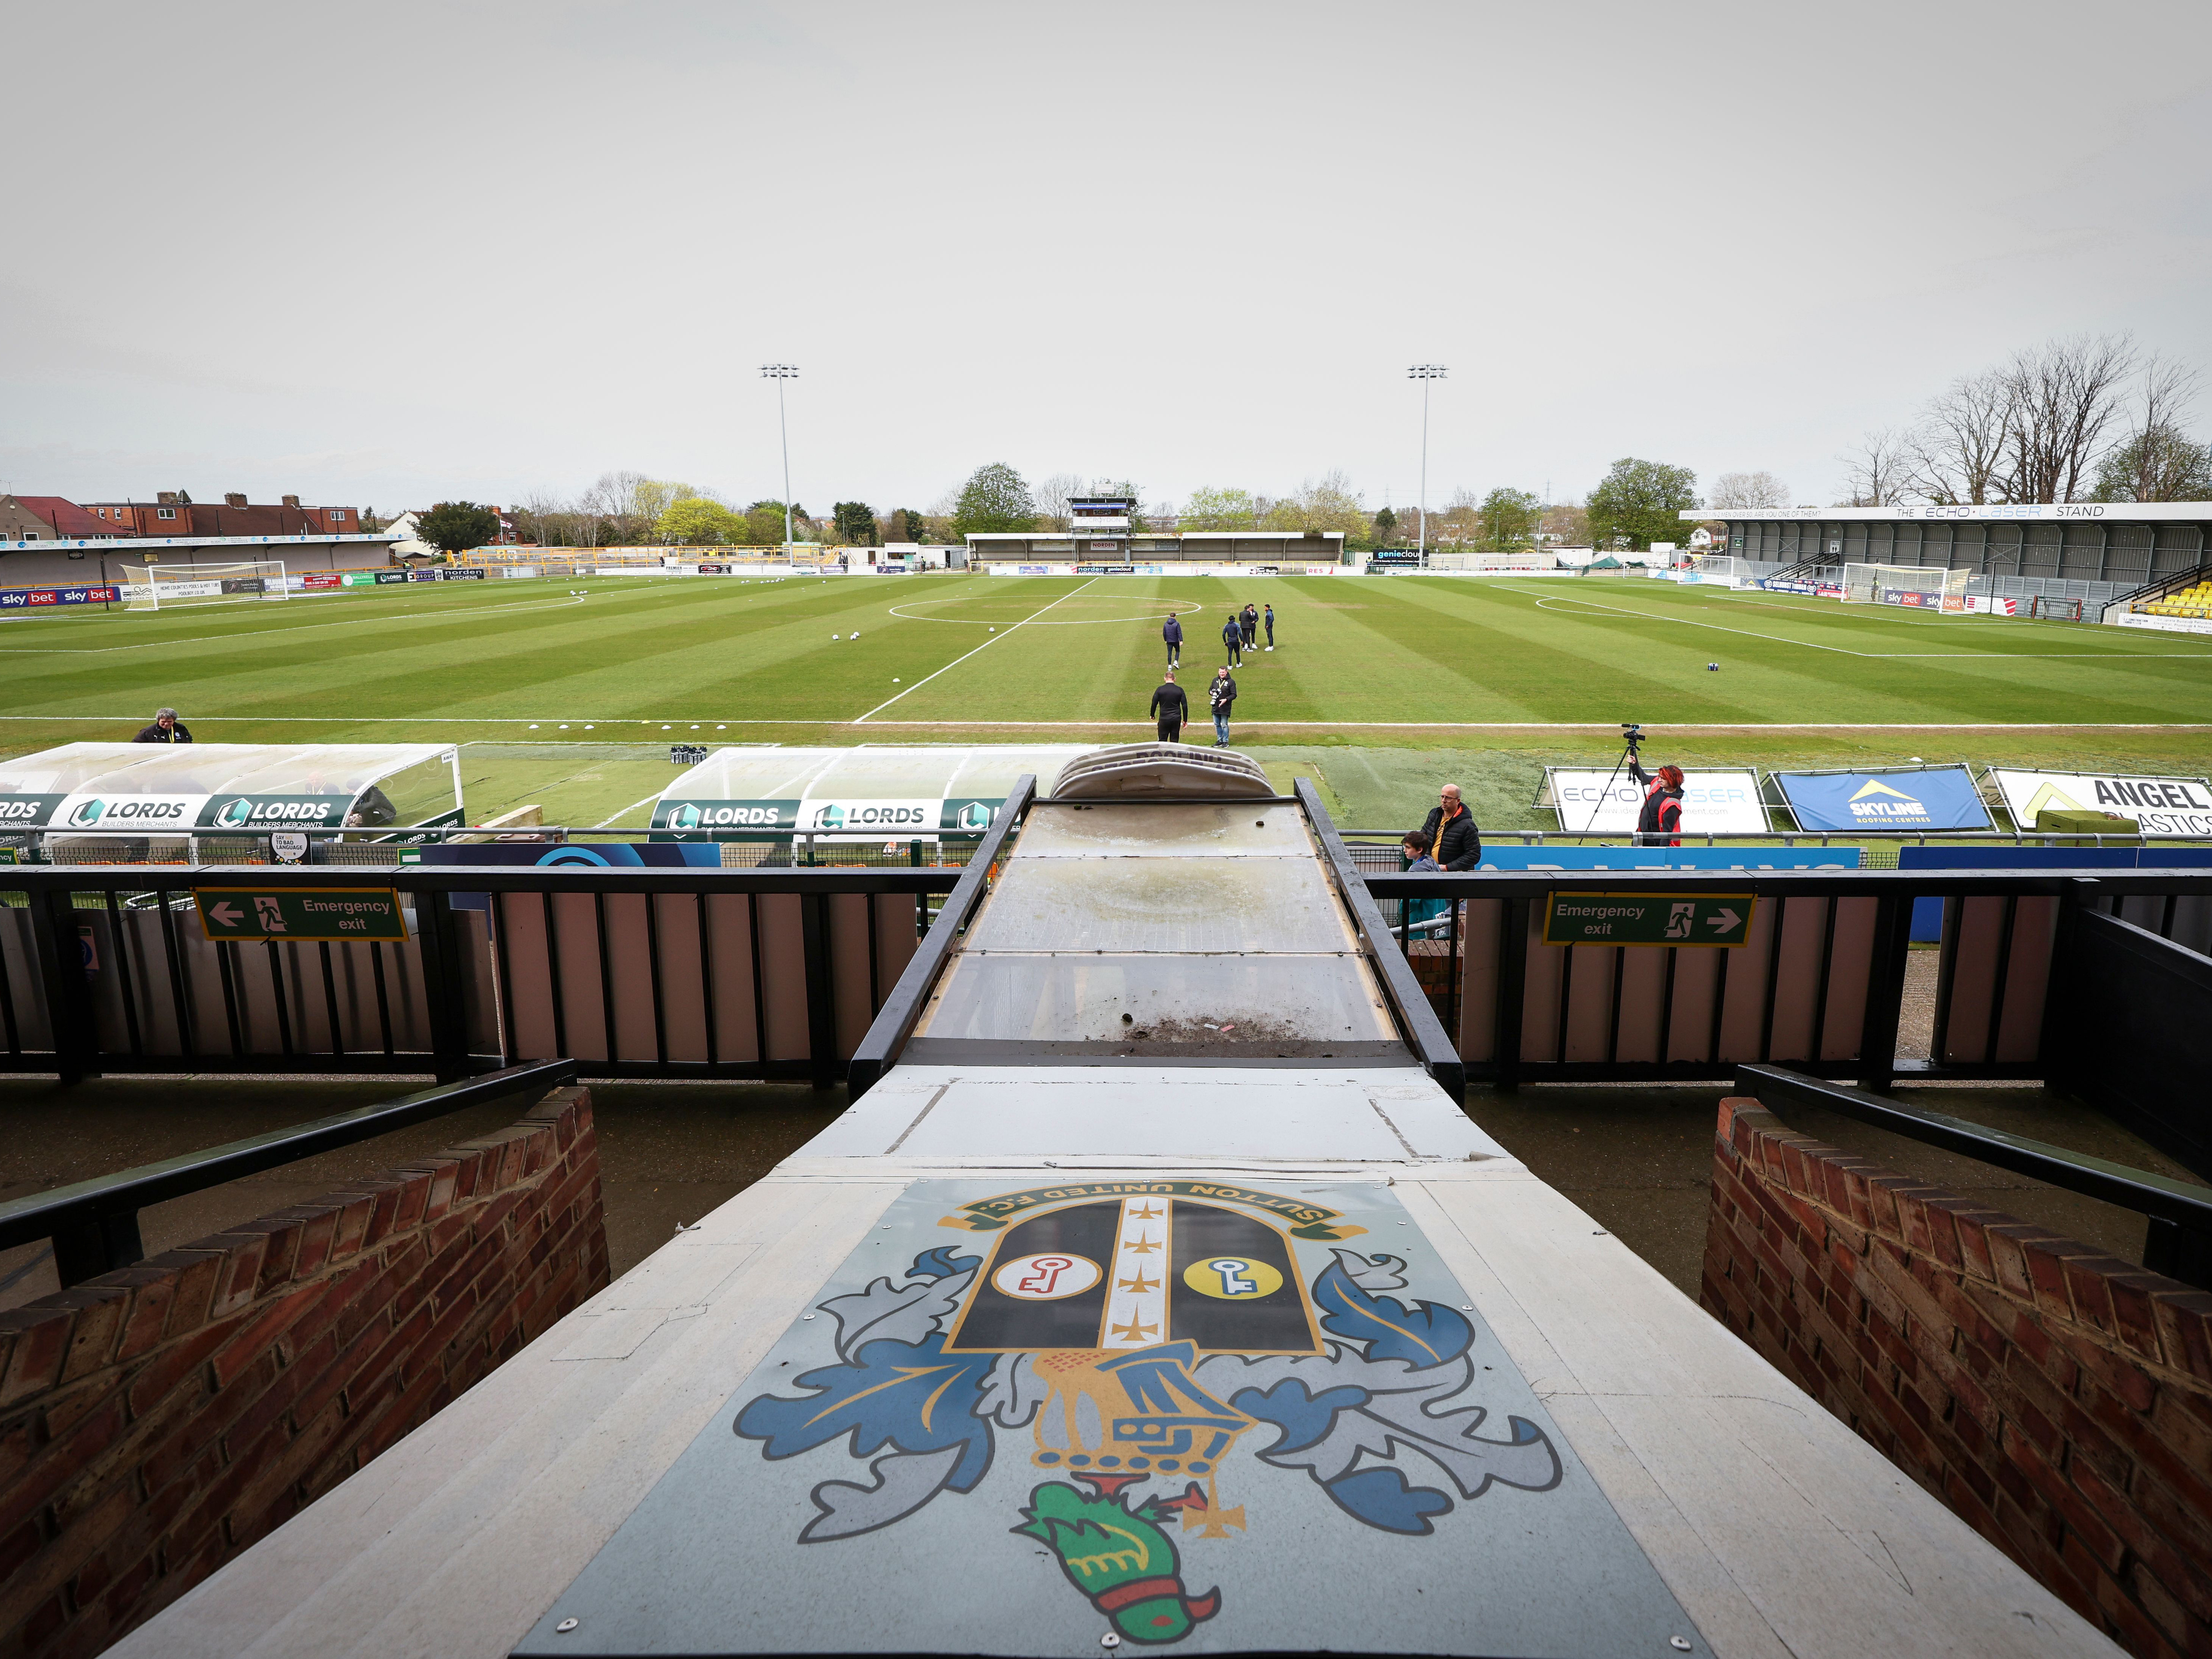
1300,781,1466,1103
1362,867,2212,1088
1737,1064,2212,1291
0,1060,577,1288
847,777,1035,1100
0,864,966,1086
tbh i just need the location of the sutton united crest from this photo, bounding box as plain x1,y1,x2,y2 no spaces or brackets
733,1183,1563,1646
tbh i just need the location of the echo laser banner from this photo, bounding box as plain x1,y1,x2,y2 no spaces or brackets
1775,766,1990,832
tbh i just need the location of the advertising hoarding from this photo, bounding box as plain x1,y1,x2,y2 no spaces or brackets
1543,768,1768,835
1468,846,1861,871
1773,767,1990,832
1987,769,2212,837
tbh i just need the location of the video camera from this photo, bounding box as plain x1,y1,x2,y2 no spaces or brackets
1622,722,1645,750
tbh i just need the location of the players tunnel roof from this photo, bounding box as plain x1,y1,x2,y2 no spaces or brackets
0,742,462,833
650,745,1098,838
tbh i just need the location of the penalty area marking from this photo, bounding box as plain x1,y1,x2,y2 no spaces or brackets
885,595,1206,626
1525,592,2212,659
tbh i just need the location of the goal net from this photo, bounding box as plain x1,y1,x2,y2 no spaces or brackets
123,561,290,612
2030,595,2084,621
1840,563,1969,612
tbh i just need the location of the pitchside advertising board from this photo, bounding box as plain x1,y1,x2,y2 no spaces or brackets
27,792,367,831
0,585,120,608
1774,767,1990,833
652,796,1004,838
1988,769,2212,837
1543,769,1768,835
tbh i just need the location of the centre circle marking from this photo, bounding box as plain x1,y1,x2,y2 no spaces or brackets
1181,1256,1284,1299
992,1252,1103,1300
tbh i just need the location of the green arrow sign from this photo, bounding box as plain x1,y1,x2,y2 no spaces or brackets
1543,892,1756,948
194,887,409,943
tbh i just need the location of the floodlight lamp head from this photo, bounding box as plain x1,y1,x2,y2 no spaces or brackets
1407,364,1447,379
758,363,799,378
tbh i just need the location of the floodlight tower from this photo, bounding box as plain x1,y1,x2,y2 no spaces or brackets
759,364,799,553
1408,364,1446,565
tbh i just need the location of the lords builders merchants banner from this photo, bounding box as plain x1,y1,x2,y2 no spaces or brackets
1988,769,2212,837
1774,766,1991,833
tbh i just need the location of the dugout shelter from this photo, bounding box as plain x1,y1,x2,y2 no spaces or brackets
0,742,463,863
651,744,1097,840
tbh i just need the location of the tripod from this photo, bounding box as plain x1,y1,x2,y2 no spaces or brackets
1577,728,1644,836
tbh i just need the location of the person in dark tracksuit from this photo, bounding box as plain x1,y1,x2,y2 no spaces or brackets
1221,613,1242,667
1240,604,1258,650
1263,603,1275,650
133,708,194,743
1209,666,1237,746
1150,673,1188,742
1162,613,1182,669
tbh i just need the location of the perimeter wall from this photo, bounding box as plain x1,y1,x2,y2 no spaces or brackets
0,1086,607,1659
1702,1096,2212,1659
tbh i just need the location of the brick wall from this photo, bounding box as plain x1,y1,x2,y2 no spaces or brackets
1703,1096,2212,1659
0,1085,608,1659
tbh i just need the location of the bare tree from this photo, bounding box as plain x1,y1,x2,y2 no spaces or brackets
1709,470,1792,509
1906,368,2015,504
2092,354,2207,502
1998,333,2138,503
1032,473,1083,532
1838,428,1912,507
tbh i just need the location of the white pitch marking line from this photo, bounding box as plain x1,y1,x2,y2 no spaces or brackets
853,577,1104,722
592,790,668,830
1526,593,2212,659
0,593,592,654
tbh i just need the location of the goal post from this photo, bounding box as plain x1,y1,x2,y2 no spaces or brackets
2029,595,2083,621
123,561,290,612
1839,563,1969,612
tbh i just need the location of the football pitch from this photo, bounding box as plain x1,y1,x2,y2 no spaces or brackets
3,572,2206,829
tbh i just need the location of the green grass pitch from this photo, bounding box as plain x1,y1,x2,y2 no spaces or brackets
2,572,2205,828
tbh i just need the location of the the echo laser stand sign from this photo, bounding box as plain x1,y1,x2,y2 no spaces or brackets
1542,892,1756,947
193,887,409,943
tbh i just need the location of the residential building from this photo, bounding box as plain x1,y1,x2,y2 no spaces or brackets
80,491,362,538
0,494,117,540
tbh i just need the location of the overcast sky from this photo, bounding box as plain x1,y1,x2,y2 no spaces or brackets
6,1,2210,519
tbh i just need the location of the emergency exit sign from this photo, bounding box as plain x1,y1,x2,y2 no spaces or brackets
194,887,409,943
1542,892,1755,947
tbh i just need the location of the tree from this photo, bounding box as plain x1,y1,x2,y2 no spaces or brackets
881,507,926,543
1837,429,1911,507
1998,333,2138,503
833,502,879,545
1260,470,1369,538
1032,473,1084,532
1477,487,1542,550
1180,486,1258,531
413,501,500,556
658,498,748,546
1540,501,1590,546
1907,368,2014,504
2089,356,2209,501
1708,471,1791,510
950,463,1037,536
1585,460,1697,550
1371,506,1398,544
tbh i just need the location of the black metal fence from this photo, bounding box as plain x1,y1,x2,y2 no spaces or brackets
0,866,963,1086
1363,868,2212,1089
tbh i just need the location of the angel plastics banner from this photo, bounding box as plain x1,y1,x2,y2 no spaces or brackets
1987,769,2212,838
514,1178,1705,1659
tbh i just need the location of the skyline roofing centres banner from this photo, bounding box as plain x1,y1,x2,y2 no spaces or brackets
1774,766,1992,833
1543,768,1768,835
1988,769,2212,837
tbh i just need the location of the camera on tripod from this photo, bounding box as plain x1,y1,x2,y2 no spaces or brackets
1622,722,1644,750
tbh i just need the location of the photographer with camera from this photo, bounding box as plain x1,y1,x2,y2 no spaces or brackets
1620,727,1684,846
